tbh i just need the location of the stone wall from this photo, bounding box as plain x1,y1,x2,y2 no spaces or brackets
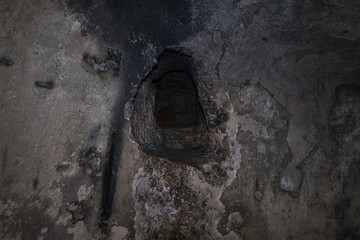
0,0,359,239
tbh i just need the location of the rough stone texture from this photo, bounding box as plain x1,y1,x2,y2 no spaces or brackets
1,0,359,239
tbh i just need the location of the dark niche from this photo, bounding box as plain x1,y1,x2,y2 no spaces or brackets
130,50,212,167
154,71,203,129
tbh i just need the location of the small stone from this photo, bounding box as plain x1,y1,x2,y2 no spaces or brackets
66,201,85,223
254,191,263,201
67,202,78,212
280,168,302,196
89,156,101,171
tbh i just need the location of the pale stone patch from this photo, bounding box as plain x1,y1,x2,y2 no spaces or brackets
67,221,91,240
77,185,94,202
110,226,128,240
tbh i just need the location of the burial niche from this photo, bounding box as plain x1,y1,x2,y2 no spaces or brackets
154,71,202,129
130,50,210,167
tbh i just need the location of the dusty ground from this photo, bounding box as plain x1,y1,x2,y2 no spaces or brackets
1,0,359,239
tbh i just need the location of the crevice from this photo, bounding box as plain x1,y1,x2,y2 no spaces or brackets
34,81,54,89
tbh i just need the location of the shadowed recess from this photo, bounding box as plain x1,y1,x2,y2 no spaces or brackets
131,51,211,167
154,71,202,128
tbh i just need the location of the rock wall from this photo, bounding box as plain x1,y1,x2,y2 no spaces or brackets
0,0,359,239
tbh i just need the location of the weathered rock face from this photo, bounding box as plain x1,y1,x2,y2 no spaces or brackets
0,0,359,239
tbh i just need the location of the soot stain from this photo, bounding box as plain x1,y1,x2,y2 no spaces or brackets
33,176,39,190
65,0,194,229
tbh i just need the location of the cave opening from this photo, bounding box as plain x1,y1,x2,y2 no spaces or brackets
130,50,212,166
154,71,202,129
